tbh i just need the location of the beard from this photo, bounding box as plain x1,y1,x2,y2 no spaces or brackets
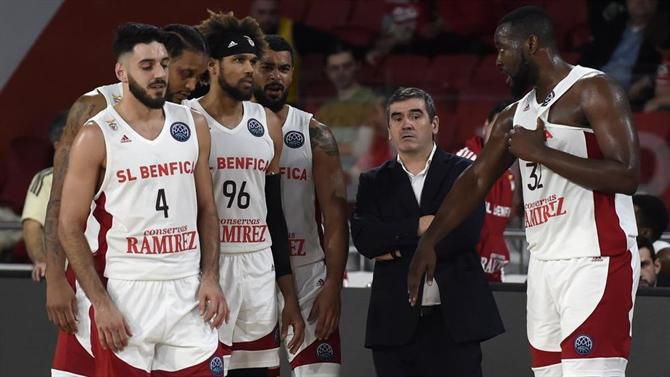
128,74,166,109
254,84,287,113
217,74,252,101
509,55,538,100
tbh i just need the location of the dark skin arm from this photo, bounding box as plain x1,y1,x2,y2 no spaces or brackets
407,105,517,305
507,75,639,195
45,93,106,333
307,119,348,340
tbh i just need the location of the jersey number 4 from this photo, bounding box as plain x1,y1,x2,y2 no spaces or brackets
223,180,250,209
156,188,169,218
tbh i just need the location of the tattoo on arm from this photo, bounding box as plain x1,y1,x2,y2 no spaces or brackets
309,122,339,157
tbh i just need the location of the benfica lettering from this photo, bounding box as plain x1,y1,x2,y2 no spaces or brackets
116,161,194,183
485,201,512,218
221,224,268,243
217,157,269,172
288,233,306,256
524,195,567,228
126,230,198,254
280,167,308,181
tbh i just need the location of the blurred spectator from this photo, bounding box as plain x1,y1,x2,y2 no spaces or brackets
640,14,670,112
633,194,669,243
655,245,670,286
637,236,659,287
250,0,337,104
580,0,662,99
365,0,487,65
456,101,515,282
21,111,66,281
316,44,391,200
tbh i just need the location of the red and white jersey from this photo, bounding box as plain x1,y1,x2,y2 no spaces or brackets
85,102,201,280
457,136,514,281
83,82,123,107
185,99,274,254
279,106,325,267
513,65,637,260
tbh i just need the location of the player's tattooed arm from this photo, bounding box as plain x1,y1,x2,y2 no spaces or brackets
45,93,106,333
309,118,347,340
309,120,339,157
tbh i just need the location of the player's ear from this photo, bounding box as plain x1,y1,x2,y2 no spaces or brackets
115,62,127,83
432,115,439,136
208,58,220,77
527,34,539,55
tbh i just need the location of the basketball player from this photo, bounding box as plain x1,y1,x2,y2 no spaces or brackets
186,12,304,376
254,35,347,376
58,23,226,375
46,24,210,376
409,6,640,377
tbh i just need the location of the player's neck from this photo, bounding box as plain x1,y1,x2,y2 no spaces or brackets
274,104,290,126
201,89,244,118
116,95,163,123
534,56,571,102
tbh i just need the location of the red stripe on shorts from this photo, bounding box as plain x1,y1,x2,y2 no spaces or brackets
232,324,280,351
529,344,561,368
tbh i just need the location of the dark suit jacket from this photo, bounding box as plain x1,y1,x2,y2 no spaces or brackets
351,147,504,348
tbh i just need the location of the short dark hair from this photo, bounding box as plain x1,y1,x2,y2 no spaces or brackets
48,110,68,144
112,22,166,59
498,6,556,48
633,194,670,241
264,35,295,64
386,87,437,123
637,236,657,261
325,41,357,62
197,11,267,59
163,24,208,58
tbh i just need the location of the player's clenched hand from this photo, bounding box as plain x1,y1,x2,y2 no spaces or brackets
282,297,305,354
93,300,132,353
506,118,548,162
407,238,436,307
197,276,229,328
308,279,340,340
46,276,78,333
32,262,47,282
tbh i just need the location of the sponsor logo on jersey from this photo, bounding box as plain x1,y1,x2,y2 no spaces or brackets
485,201,512,218
591,256,603,262
523,102,530,111
544,129,553,139
127,227,198,255
317,278,325,288
574,334,593,355
112,94,122,104
288,233,306,256
316,343,335,362
170,122,191,142
284,130,305,148
524,194,567,228
115,161,195,183
247,118,265,137
209,356,224,377
120,135,131,143
541,90,555,106
220,219,268,243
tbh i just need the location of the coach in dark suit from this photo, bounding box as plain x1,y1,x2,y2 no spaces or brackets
351,87,504,377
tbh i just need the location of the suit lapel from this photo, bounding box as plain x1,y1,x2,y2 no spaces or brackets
389,159,420,213
419,148,449,211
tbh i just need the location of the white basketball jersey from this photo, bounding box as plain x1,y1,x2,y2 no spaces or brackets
90,83,123,107
513,65,637,260
185,99,274,254
279,106,325,267
85,102,201,280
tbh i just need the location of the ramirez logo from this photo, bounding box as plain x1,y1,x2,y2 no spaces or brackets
170,122,191,142
284,130,305,148
316,342,335,362
209,356,224,377
247,118,265,137
574,335,593,355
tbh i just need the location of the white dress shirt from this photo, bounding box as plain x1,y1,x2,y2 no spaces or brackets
397,144,440,306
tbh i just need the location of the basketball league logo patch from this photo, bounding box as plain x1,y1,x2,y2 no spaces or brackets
170,122,191,142
209,356,224,377
316,342,335,362
247,118,265,137
284,131,305,148
574,334,593,355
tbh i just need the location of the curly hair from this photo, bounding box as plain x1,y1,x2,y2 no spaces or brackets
196,11,267,59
